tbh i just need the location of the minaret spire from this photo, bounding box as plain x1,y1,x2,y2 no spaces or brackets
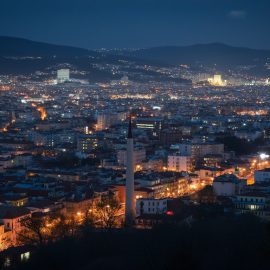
125,114,135,226
127,114,133,139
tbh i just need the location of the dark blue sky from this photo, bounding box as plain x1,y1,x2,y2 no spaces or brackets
1,0,269,49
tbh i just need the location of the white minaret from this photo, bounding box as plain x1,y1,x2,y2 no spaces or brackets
125,116,135,225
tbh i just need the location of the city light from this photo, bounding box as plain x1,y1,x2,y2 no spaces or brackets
37,106,47,120
259,153,269,160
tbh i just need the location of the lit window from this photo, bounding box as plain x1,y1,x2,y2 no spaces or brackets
21,252,30,262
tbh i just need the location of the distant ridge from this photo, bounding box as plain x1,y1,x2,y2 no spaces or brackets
0,36,96,57
1,37,270,68
121,42,270,67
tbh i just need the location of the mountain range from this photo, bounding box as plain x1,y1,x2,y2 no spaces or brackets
0,37,269,80
0,36,94,57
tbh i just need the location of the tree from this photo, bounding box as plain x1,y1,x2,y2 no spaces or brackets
51,214,79,239
78,210,95,235
18,213,82,246
0,233,12,251
94,196,122,229
17,215,50,246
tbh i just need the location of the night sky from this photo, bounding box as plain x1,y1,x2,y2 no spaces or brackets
1,0,269,49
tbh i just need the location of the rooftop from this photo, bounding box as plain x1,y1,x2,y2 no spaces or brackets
214,174,241,184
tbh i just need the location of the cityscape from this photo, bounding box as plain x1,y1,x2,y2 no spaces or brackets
1,0,270,269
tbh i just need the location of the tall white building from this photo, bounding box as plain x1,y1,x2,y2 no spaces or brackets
136,198,169,216
167,154,192,172
57,69,70,83
175,142,224,159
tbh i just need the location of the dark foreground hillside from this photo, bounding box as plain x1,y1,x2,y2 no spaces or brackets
3,215,270,270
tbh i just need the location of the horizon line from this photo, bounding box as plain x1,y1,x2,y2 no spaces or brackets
0,35,269,52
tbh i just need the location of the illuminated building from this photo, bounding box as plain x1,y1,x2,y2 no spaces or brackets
167,154,193,172
21,97,45,104
77,134,98,154
236,109,268,116
136,198,170,216
0,206,31,248
176,142,224,159
110,94,153,100
208,74,226,86
4,195,28,207
213,75,222,84
135,117,163,138
135,172,189,199
0,224,12,251
96,113,114,131
84,126,89,134
57,69,70,83
234,192,270,219
28,130,74,147
203,154,223,167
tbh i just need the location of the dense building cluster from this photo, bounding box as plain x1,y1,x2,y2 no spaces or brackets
1,69,270,255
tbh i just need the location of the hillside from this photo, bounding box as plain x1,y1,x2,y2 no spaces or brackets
0,36,95,57
122,43,270,67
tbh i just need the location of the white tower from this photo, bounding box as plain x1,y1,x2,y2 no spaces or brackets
125,116,135,225
57,69,70,83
